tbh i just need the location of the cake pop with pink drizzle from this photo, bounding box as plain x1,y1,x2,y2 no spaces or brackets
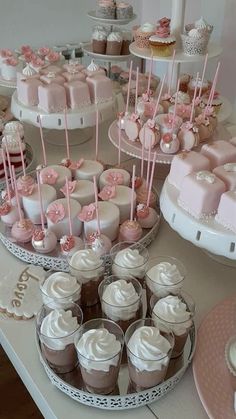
125,67,143,142
15,134,35,193
11,166,35,243
32,171,57,254
136,152,159,228
117,60,133,130
59,177,84,256
119,165,143,242
136,144,157,208
85,176,112,257
160,80,181,154
160,50,176,112
0,150,21,226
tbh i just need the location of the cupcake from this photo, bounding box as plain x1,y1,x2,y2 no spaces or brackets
225,336,236,391
106,32,123,55
92,28,107,54
182,17,213,56
135,23,156,49
149,18,176,57
116,2,133,19
97,0,116,19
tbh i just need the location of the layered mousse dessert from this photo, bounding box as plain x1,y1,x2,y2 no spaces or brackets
75,319,124,394
40,271,81,309
125,321,173,390
152,294,194,358
37,304,82,373
68,249,104,307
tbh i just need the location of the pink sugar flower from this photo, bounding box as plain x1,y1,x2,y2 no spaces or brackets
38,47,51,57
21,45,32,54
47,202,65,224
46,51,60,62
0,49,13,58
99,185,116,201
0,202,11,216
106,171,124,185
60,180,77,196
33,228,45,241
78,203,96,222
40,168,59,185
17,184,35,197
5,57,18,66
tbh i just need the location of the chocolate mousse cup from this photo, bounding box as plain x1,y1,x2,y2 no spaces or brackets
92,39,107,54
125,318,174,391
36,303,83,374
98,275,143,333
110,241,149,288
106,41,122,56
40,271,81,309
75,319,124,395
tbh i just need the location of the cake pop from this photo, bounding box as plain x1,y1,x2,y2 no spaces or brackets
119,165,143,242
31,171,57,253
11,166,35,243
136,144,157,208
15,134,35,193
160,80,181,154
0,150,21,226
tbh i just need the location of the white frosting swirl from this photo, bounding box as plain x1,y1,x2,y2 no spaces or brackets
112,248,146,279
69,249,103,283
127,326,171,371
152,295,192,336
101,279,140,321
146,262,184,298
107,32,123,42
22,64,37,76
41,272,81,308
76,328,121,371
188,28,202,39
3,121,24,138
87,59,100,72
92,29,107,41
2,135,25,152
40,309,79,350
140,22,155,33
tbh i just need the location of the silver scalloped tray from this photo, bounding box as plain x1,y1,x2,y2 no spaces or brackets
36,324,196,410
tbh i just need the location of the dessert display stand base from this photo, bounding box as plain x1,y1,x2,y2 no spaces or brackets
36,324,196,410
42,127,93,147
160,179,236,266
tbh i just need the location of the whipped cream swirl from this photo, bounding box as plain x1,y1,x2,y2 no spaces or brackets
41,272,81,308
146,262,184,298
40,309,79,350
87,59,100,72
69,249,103,283
112,248,146,279
76,328,121,371
127,326,172,371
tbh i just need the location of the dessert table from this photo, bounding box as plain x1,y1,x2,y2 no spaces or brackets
0,118,236,419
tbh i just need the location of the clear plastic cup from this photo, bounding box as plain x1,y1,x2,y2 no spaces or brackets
40,270,81,309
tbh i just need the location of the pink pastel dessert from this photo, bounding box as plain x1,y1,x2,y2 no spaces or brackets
22,184,57,224
20,64,39,80
60,234,84,256
83,60,106,78
74,159,104,183
195,114,213,142
213,163,236,191
99,185,136,224
11,218,35,243
17,77,42,106
63,61,85,73
30,57,45,73
82,201,120,241
38,84,67,113
2,135,27,173
0,49,13,67
37,46,51,58
32,228,57,254
40,165,72,197
46,198,82,240
99,168,131,190
1,57,21,81
64,81,91,110
215,191,236,233
0,201,21,226
40,72,65,85
60,179,95,207
156,113,183,135
137,94,163,119
139,119,160,150
201,141,236,170
169,103,192,121
178,121,200,151
85,232,112,257
125,113,142,142
136,187,157,208
16,174,35,193
86,75,112,104
40,65,63,75
119,220,143,242
45,51,62,65
160,93,172,113
136,203,159,229
62,70,86,83
178,171,226,219
168,150,211,189
160,132,180,154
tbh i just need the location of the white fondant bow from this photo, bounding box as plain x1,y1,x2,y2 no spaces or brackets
224,163,236,172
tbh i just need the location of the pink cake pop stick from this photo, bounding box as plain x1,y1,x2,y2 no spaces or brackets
2,149,10,201
198,53,208,98
135,67,139,114
4,141,14,190
36,170,45,229
146,142,152,188
204,62,220,117
168,49,176,95
64,107,70,160
125,60,133,114
118,117,121,167
172,79,180,133
147,152,157,207
65,176,72,236
38,115,47,166
130,164,136,222
190,72,199,124
17,134,26,177
93,175,101,235
95,108,99,161
147,54,153,95
153,74,166,120
12,165,22,222
141,133,145,179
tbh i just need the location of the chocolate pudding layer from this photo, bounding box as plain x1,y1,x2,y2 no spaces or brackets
121,40,131,55
42,343,78,374
92,40,106,54
111,306,143,333
128,360,167,390
81,274,104,307
80,365,120,394
106,41,122,55
172,331,189,358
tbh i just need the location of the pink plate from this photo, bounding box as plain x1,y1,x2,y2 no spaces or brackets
193,296,236,419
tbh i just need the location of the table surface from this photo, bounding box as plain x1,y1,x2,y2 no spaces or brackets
0,115,236,419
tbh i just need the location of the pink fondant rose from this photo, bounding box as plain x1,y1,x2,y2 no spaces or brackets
106,171,124,185
46,51,60,62
33,228,45,241
69,159,84,170
130,112,140,122
4,57,18,66
0,202,11,215
17,184,35,197
21,45,32,54
181,121,193,131
60,180,77,196
38,47,51,57
60,235,75,252
24,51,35,63
159,17,171,28
78,203,96,222
40,168,59,185
156,26,170,38
162,132,174,144
86,231,100,243
47,202,65,224
31,57,45,67
99,185,116,201
0,49,13,58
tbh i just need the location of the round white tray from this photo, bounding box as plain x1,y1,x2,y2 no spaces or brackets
0,76,17,89
129,42,222,63
160,178,236,262
82,43,131,62
87,10,137,25
36,325,196,410
108,121,231,165
11,90,120,130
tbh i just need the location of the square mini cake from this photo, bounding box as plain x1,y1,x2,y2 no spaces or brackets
17,78,42,106
215,191,236,233
86,75,112,104
62,71,86,82
168,151,211,189
201,141,236,169
38,84,67,113
64,81,91,109
40,73,65,85
213,163,236,191
178,170,226,219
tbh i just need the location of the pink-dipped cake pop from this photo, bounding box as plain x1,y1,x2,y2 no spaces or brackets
32,171,57,254
11,166,35,243
0,150,21,226
136,144,157,208
119,165,142,242
160,132,180,154
15,134,35,194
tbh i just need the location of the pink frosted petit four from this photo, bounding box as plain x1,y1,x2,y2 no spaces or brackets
99,168,131,189
38,84,67,113
40,72,65,85
86,75,112,104
63,62,85,72
213,163,236,191
178,171,226,219
64,81,91,109
62,71,86,82
168,150,211,189
215,191,236,233
40,65,63,75
201,141,236,169
17,77,42,106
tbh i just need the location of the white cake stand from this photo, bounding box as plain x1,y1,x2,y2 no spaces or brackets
82,43,131,63
160,178,236,266
87,10,137,25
